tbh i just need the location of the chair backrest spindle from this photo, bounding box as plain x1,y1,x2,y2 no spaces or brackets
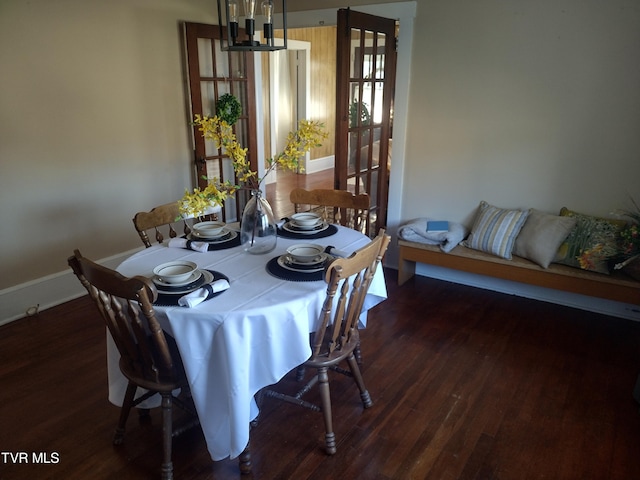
133,202,203,248
68,250,177,384
309,230,390,361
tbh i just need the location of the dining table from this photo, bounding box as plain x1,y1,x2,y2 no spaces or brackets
111,223,388,461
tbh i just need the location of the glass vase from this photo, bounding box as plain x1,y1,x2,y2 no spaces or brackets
240,189,277,254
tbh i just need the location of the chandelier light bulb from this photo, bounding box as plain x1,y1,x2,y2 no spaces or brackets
228,0,239,22
243,0,256,19
261,0,273,24
217,0,287,51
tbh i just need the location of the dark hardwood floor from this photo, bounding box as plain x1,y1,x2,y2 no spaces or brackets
2,171,640,479
2,272,640,479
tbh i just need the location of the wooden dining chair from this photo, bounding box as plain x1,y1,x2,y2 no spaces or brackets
290,188,373,368
289,188,370,234
67,250,199,480
260,230,390,455
132,202,190,248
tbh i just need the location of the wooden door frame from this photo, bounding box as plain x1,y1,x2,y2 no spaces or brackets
335,8,396,236
286,2,416,266
183,22,259,221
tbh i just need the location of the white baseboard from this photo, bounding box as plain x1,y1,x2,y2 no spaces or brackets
262,155,333,186
415,264,640,322
0,248,143,326
305,155,334,174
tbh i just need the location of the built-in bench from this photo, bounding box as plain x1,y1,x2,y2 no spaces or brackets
398,239,640,306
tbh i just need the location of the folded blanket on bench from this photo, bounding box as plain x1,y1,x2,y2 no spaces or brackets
398,218,468,253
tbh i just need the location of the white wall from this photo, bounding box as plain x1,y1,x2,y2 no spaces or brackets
397,0,640,321
402,0,640,225
0,0,220,322
0,0,216,291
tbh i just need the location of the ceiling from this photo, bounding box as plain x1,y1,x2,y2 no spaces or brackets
286,0,407,12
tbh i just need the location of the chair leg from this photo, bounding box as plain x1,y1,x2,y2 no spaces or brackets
114,382,137,445
317,367,336,455
137,407,151,417
354,341,363,366
239,444,252,474
250,390,263,428
160,393,174,480
295,365,306,382
346,353,372,408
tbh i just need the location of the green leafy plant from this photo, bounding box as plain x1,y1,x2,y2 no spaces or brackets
215,93,242,125
349,100,371,128
613,197,640,270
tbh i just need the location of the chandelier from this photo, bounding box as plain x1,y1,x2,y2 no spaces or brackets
217,0,288,51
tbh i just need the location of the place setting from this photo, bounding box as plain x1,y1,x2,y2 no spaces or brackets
150,260,230,306
266,243,337,281
168,221,241,252
277,212,338,239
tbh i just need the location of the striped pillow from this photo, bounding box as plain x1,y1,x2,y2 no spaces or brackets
464,201,530,259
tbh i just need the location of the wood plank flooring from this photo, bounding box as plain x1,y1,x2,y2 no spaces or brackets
2,272,640,479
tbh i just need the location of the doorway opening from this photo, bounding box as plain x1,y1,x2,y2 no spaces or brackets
261,38,318,186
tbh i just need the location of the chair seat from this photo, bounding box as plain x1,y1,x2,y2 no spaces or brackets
304,329,361,369
118,333,188,391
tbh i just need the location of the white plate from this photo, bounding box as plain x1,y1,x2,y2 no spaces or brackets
192,227,229,239
154,270,214,294
192,221,226,236
152,260,198,283
277,255,327,273
153,269,202,288
187,229,238,243
288,252,328,266
282,221,329,235
291,212,322,226
286,243,327,263
291,221,322,230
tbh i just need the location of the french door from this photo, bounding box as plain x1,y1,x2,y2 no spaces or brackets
335,9,396,237
184,22,258,222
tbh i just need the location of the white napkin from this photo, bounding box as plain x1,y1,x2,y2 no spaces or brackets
168,237,209,253
277,217,290,228
178,279,230,308
325,246,350,258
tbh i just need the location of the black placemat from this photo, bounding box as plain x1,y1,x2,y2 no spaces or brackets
154,270,229,306
266,256,327,282
277,223,338,240
183,233,241,251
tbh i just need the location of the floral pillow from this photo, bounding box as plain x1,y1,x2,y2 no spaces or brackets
556,207,625,274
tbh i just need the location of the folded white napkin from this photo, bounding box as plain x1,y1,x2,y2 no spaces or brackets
168,237,209,253
178,279,230,308
324,246,349,258
277,217,290,228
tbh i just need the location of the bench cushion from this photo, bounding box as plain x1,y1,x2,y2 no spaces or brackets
398,239,640,305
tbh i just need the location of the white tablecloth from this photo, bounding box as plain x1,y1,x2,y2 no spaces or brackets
113,226,387,461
